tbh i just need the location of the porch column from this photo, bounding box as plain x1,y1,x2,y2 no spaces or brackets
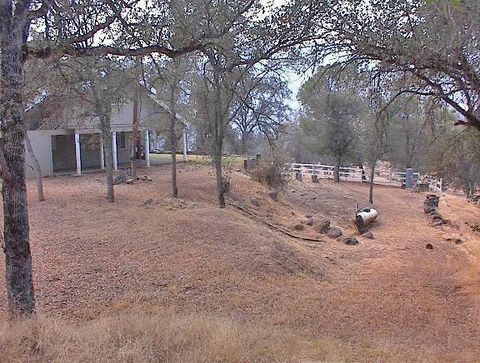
182,130,188,161
75,132,82,175
99,134,105,170
112,131,118,171
145,130,150,167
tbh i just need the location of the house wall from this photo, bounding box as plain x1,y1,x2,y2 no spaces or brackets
71,97,172,134
25,93,185,177
25,130,57,178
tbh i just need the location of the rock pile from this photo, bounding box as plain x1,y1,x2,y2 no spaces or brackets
310,218,358,245
114,172,152,185
423,194,446,227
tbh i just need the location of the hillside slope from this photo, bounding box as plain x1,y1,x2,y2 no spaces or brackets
1,164,479,362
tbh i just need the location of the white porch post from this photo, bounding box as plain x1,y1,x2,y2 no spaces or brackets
75,132,82,175
112,131,118,171
182,130,187,161
99,134,105,170
145,130,150,167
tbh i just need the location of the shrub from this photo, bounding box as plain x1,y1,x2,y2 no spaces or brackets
251,160,290,190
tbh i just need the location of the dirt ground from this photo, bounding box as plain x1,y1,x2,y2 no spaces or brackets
1,163,480,361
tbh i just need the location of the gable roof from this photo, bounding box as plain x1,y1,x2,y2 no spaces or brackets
25,84,188,132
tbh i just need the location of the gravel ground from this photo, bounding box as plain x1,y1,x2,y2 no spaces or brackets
1,164,479,361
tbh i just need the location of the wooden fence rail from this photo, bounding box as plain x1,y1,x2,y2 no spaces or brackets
289,163,441,191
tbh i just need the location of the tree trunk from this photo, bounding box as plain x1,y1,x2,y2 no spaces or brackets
334,156,341,183
0,14,36,316
24,132,45,202
169,86,178,198
213,140,226,208
100,114,114,203
369,162,376,204
240,132,247,155
212,66,226,208
131,82,140,182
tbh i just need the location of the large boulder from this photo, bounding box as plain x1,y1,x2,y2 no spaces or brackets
342,236,359,245
327,227,343,239
361,231,374,239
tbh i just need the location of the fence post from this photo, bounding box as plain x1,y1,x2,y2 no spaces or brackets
405,168,414,189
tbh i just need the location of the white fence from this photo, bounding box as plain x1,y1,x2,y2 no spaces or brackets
291,163,366,182
429,178,443,193
289,163,441,191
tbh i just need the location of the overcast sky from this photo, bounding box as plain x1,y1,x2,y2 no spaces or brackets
264,0,309,111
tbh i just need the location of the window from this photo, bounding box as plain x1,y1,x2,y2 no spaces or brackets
119,132,128,149
51,135,57,151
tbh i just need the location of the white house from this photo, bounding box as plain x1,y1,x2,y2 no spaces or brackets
24,89,188,177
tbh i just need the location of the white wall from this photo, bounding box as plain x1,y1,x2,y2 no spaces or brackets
25,130,56,178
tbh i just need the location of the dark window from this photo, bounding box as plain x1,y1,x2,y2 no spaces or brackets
119,132,128,149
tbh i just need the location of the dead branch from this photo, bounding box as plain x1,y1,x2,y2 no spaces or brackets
228,201,325,243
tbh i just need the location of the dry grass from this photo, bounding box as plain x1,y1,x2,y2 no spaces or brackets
1,164,480,362
0,310,348,363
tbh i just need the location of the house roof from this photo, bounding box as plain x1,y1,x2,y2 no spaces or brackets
25,85,188,132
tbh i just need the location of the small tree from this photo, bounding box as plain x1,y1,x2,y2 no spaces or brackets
428,127,480,198
231,69,291,155
55,57,133,202
299,73,363,182
147,56,190,198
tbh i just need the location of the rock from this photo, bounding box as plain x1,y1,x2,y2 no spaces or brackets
126,178,134,184
429,211,443,220
250,197,260,207
291,223,305,231
361,231,374,239
342,236,359,245
443,234,463,244
314,219,331,234
327,227,343,239
424,194,440,214
431,220,444,227
424,206,437,214
426,243,434,249
305,217,314,226
312,175,319,183
268,190,279,201
143,199,154,206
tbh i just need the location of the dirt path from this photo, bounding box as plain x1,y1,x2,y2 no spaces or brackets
284,180,480,360
0,165,479,361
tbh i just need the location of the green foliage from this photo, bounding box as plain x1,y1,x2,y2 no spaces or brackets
298,70,365,165
427,128,480,196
